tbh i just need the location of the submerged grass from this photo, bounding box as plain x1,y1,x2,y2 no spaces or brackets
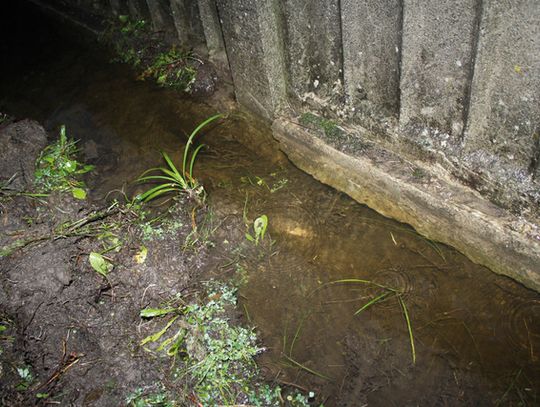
320,278,417,365
282,355,332,381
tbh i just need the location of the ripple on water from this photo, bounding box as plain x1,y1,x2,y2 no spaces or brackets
500,298,540,363
368,267,421,310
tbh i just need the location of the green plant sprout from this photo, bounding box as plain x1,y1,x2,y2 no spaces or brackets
34,125,94,199
0,112,10,125
15,365,34,391
136,114,223,202
246,215,268,245
88,252,114,278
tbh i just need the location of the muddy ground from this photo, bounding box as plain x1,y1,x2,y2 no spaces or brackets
0,119,266,406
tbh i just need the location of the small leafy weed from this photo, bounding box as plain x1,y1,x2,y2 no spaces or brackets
15,365,34,391
88,252,114,278
34,125,93,199
126,386,174,407
139,48,197,91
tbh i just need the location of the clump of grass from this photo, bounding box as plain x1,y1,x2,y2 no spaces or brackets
126,386,174,407
136,114,223,202
108,15,147,66
34,125,94,199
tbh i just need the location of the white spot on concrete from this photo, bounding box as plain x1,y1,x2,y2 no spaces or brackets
421,107,435,116
452,121,463,135
313,79,319,89
455,60,462,67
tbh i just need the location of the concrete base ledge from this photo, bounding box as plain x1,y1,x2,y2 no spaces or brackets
272,118,540,292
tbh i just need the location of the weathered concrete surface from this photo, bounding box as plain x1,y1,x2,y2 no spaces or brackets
400,0,480,138
281,0,342,103
145,0,177,42
465,0,540,184
127,0,150,21
109,0,128,16
169,0,207,51
197,0,226,60
341,0,401,120
27,0,108,34
215,0,287,119
273,119,540,292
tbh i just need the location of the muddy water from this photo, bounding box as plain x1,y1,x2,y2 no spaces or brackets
1,3,539,405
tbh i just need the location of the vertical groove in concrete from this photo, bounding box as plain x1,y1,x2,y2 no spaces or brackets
169,0,189,45
215,0,287,119
396,0,404,122
465,0,540,174
127,0,150,21
169,0,206,51
460,0,484,142
197,0,226,59
341,0,402,123
335,0,345,99
399,0,479,139
280,0,343,103
258,0,288,115
145,0,178,43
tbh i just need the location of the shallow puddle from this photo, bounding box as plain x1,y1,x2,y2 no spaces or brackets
1,3,539,405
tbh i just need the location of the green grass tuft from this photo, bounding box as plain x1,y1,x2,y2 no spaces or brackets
136,114,223,202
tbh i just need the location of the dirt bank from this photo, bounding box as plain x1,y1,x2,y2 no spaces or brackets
0,119,312,406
